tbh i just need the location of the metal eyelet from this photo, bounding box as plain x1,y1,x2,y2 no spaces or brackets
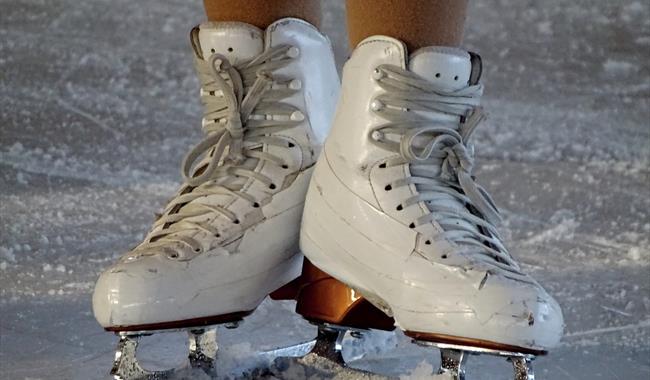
370,99,384,111
372,67,385,80
371,130,384,141
287,46,300,58
290,111,305,121
288,79,302,90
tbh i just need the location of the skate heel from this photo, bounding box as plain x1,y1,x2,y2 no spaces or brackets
294,275,390,367
298,260,395,331
274,258,395,331
266,258,394,368
271,260,395,330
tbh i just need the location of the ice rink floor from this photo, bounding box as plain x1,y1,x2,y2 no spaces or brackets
1,0,649,379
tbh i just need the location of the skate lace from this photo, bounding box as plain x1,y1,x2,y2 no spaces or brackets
130,45,302,259
370,64,525,277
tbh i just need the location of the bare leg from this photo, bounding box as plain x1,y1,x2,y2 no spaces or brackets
345,0,468,50
203,0,321,28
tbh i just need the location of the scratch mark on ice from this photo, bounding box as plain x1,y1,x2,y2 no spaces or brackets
600,305,633,317
565,319,650,338
554,364,577,380
56,97,124,140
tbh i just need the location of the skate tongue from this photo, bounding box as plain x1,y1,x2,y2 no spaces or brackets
193,22,264,64
407,48,484,237
184,22,266,218
408,47,477,91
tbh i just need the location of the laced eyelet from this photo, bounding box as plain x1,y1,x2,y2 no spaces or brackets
370,99,384,111
288,79,302,90
287,46,300,58
371,131,384,141
290,111,305,121
384,185,392,191
396,204,403,211
269,183,277,190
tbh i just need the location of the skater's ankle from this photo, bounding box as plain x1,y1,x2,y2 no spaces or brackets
202,0,321,28
346,0,468,51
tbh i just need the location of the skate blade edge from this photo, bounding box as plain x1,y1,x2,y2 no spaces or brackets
405,331,547,357
104,309,253,333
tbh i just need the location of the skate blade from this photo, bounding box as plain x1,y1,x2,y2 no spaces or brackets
266,325,386,379
414,340,536,380
413,340,537,358
259,321,363,360
262,323,365,367
259,339,316,359
111,327,220,380
406,331,546,356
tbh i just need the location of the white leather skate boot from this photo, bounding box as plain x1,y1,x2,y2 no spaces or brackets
92,18,338,378
300,36,563,379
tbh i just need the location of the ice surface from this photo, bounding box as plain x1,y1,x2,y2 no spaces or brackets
1,0,649,379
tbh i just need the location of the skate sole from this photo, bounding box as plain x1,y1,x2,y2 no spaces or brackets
105,310,253,333
405,331,546,356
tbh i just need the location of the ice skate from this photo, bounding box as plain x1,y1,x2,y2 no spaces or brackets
91,18,339,379
300,36,564,380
